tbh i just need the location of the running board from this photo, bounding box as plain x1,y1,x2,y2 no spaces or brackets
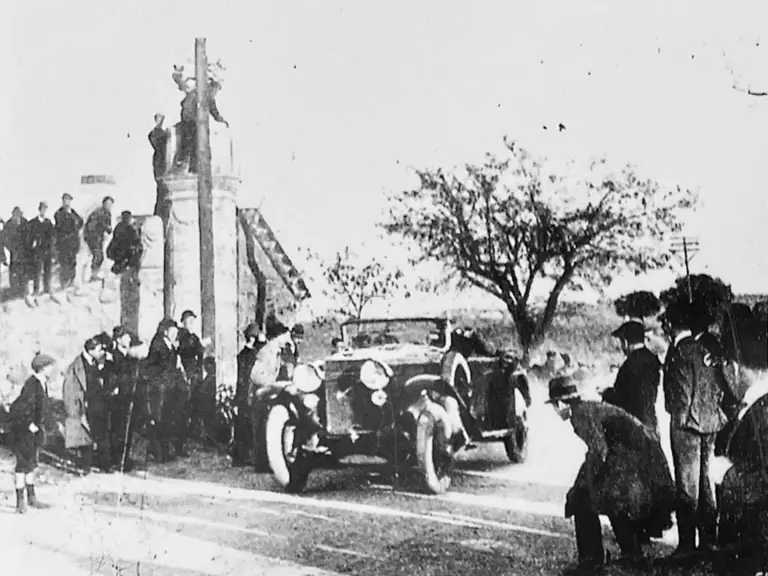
479,428,514,441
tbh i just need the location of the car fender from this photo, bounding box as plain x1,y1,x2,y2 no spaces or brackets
401,376,462,438
255,386,303,421
510,371,532,410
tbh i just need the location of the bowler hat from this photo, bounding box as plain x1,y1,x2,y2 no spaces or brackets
31,353,56,373
546,375,582,404
62,193,73,200
266,322,289,339
291,324,305,338
611,321,645,344
243,323,260,340
181,310,197,322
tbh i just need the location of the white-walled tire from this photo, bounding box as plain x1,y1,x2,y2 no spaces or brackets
265,404,311,493
415,402,454,494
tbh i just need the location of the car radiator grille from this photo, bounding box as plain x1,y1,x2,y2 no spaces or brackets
324,362,390,435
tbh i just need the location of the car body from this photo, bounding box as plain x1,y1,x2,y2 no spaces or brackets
262,317,531,494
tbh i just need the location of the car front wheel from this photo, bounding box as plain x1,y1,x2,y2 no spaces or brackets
265,404,311,493
415,402,454,494
504,414,529,463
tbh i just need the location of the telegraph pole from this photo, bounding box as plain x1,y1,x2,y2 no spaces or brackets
195,38,216,346
671,236,700,303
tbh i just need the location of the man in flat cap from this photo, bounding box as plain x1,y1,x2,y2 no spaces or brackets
232,322,266,467
24,201,54,306
602,321,661,437
8,353,57,513
144,318,185,462
54,192,84,290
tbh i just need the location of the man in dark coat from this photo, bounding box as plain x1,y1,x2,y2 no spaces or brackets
663,304,736,557
83,196,114,280
602,321,661,435
232,323,265,467
54,193,84,289
24,201,55,305
8,353,57,513
148,113,170,220
4,207,29,297
108,326,148,471
107,211,142,274
171,67,229,173
144,318,185,462
178,310,208,440
548,376,675,574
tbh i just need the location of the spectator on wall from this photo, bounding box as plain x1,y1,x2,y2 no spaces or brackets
54,193,84,290
24,201,54,307
84,196,114,281
4,207,29,297
107,211,143,274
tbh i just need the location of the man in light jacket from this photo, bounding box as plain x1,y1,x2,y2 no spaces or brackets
62,337,108,472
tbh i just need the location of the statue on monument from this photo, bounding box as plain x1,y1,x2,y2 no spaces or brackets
148,113,170,220
170,64,229,174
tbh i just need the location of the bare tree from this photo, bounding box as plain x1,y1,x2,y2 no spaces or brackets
322,247,404,320
383,138,696,358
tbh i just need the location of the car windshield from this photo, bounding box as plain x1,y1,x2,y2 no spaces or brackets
342,319,447,349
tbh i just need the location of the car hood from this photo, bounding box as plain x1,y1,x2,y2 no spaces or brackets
329,344,445,365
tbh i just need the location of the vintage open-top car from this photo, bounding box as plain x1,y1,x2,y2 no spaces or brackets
263,317,531,494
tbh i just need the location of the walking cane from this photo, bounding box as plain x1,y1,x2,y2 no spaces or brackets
119,359,142,473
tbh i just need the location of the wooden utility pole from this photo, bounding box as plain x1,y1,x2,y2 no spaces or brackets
671,236,700,303
195,38,216,346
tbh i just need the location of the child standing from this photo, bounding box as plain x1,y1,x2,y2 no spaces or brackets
9,353,57,513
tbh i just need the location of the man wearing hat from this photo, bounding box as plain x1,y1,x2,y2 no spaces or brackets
107,210,142,274
8,353,57,513
108,326,149,471
62,336,110,472
548,375,676,573
24,201,54,306
602,321,662,436
5,206,29,297
145,318,185,462
83,196,114,281
662,302,735,558
178,310,211,441
249,322,293,471
232,322,266,467
53,192,84,290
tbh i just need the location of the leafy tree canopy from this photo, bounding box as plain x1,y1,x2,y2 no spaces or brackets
614,291,662,320
383,137,697,355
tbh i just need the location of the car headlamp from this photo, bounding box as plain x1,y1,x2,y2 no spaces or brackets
359,360,391,390
292,363,323,394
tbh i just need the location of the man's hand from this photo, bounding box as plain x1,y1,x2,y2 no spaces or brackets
201,337,212,348
111,387,119,396
28,423,39,434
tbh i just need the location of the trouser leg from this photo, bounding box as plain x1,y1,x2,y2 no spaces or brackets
698,433,718,549
574,511,605,566
609,514,642,557
252,403,268,470
670,425,700,552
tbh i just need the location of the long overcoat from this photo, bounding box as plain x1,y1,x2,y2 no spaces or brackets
565,401,676,535
62,354,92,449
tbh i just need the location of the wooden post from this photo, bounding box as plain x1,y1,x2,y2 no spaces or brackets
195,38,216,347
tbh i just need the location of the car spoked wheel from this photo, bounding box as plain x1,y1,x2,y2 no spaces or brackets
415,402,454,494
265,404,311,493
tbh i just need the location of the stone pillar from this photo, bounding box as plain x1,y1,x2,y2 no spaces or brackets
120,215,165,343
162,173,239,391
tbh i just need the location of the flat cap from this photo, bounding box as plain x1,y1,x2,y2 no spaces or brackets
31,353,56,372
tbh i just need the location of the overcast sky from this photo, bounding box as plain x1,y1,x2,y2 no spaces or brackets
2,1,767,293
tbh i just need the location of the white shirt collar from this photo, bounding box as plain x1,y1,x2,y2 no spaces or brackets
674,330,692,347
82,352,95,366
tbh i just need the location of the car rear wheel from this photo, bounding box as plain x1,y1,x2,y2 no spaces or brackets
415,402,454,494
265,404,311,493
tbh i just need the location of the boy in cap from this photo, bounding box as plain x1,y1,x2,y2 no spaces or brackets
178,310,211,441
8,353,57,513
53,192,84,289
